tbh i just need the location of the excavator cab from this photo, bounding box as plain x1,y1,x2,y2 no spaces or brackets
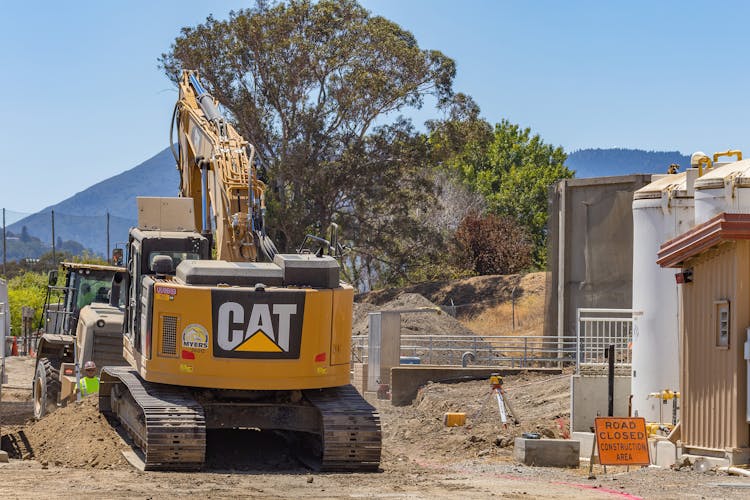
121,227,210,360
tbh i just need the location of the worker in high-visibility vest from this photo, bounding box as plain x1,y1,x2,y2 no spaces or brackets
78,360,100,397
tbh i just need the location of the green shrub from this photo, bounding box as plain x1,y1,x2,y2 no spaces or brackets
7,272,48,336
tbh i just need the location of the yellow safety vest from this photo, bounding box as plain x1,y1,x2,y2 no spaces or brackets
79,376,100,397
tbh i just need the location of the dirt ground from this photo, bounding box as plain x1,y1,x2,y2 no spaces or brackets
353,292,478,337
356,273,546,317
2,357,749,498
354,272,548,339
0,273,748,498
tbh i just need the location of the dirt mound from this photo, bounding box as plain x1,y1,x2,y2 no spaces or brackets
377,372,570,462
5,397,128,469
357,272,546,317
353,292,477,337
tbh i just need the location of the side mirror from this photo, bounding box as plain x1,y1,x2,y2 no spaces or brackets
109,272,124,307
48,270,58,286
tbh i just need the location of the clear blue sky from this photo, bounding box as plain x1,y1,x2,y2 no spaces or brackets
3,0,750,215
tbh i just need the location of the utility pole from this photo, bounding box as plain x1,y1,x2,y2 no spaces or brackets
106,211,110,261
51,210,56,264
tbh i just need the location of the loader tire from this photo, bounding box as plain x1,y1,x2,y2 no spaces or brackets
33,358,60,419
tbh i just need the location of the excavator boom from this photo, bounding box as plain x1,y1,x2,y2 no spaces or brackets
173,70,273,261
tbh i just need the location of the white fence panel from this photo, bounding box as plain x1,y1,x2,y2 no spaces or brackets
575,308,633,373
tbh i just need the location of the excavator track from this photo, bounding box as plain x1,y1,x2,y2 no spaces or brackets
304,385,382,472
99,367,206,471
100,367,380,472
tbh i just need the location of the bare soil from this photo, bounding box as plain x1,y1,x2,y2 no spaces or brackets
1,274,748,497
356,272,546,320
353,292,477,337
2,363,748,498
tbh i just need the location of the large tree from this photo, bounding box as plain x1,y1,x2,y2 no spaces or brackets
161,0,455,288
483,120,571,266
429,96,572,268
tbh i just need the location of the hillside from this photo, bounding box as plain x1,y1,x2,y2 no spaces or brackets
6,146,693,259
566,148,690,178
3,228,85,261
8,147,178,256
355,272,547,337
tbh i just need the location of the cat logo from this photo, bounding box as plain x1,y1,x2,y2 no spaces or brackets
211,290,305,359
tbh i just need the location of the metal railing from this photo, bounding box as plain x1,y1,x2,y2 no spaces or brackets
576,308,633,373
352,334,577,368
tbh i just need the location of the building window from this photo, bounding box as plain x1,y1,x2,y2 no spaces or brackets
715,300,729,348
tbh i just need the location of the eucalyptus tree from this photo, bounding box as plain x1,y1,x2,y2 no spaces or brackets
161,0,455,288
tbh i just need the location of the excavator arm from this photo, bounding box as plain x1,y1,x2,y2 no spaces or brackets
171,70,276,261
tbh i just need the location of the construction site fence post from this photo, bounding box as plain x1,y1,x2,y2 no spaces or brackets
608,344,615,416
523,337,528,368
576,308,581,374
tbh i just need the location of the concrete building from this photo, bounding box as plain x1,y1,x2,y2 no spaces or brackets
546,175,652,341
547,175,652,433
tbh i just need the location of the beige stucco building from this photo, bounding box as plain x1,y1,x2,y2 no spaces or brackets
658,213,750,464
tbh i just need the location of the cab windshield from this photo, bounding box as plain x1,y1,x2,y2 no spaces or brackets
75,274,113,309
148,251,201,272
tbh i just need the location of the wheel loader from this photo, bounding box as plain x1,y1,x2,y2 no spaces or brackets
32,262,127,418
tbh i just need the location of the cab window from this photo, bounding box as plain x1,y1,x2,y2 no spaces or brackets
148,251,200,272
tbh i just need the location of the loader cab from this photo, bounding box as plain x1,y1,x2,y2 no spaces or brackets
122,228,210,358
43,262,126,335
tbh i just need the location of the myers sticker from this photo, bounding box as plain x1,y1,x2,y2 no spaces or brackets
182,324,209,350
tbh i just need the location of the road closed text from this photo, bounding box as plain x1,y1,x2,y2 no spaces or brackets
597,419,646,441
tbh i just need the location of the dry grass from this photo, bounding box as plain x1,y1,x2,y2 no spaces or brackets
462,293,545,336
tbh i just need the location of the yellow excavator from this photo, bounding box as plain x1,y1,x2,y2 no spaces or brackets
98,70,381,471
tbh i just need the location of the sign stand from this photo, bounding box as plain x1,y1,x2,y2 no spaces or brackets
588,432,597,479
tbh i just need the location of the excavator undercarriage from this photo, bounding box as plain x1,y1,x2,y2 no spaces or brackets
100,367,381,471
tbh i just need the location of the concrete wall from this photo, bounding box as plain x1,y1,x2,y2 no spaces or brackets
367,311,400,390
390,366,561,406
352,362,368,395
545,175,652,341
571,374,632,432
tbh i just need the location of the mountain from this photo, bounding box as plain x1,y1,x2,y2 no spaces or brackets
6,146,693,259
8,147,178,256
566,148,691,178
3,227,86,261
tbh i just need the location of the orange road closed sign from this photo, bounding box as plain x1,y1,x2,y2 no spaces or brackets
594,417,650,466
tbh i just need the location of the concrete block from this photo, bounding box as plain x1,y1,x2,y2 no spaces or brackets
352,363,368,395
570,374,632,432
571,431,595,459
680,453,730,469
514,438,580,467
648,438,677,468
0,450,8,463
